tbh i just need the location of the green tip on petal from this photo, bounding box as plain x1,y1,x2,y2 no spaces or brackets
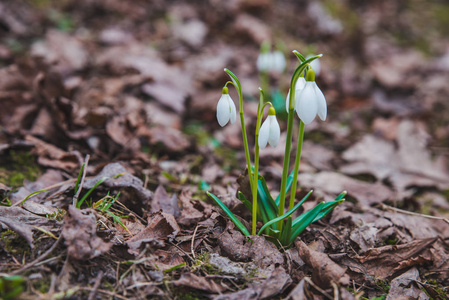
222,86,229,94
268,106,276,115
306,69,315,82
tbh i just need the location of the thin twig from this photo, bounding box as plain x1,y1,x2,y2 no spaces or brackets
73,154,90,206
331,282,339,300
304,277,333,300
379,203,449,225
11,236,62,275
191,224,200,259
87,270,103,300
80,288,129,300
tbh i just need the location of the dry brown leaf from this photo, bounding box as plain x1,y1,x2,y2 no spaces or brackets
386,267,429,300
62,206,111,260
151,185,180,217
173,272,226,293
25,135,79,171
127,211,180,256
218,230,284,268
298,171,394,206
31,29,89,74
0,206,60,247
296,240,350,288
83,162,153,215
176,191,207,226
356,238,437,279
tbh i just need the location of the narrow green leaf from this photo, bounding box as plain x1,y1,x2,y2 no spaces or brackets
289,202,326,244
312,199,344,222
207,192,250,236
292,50,306,62
237,191,252,212
257,175,278,219
280,217,292,246
74,162,85,195
335,191,347,201
77,173,124,209
224,68,242,101
258,190,313,235
20,190,49,206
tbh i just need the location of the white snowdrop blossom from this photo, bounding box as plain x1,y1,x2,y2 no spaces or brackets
295,69,327,125
257,51,286,73
286,76,306,112
271,51,286,73
258,107,280,149
216,87,237,127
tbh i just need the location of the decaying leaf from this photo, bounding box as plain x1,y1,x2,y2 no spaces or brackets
296,240,350,288
83,162,152,215
151,185,180,217
386,267,429,300
127,211,180,256
356,238,437,279
62,206,111,260
218,230,284,268
298,171,394,206
173,272,226,294
0,206,60,247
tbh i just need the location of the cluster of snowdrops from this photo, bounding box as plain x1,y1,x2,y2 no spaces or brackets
207,50,345,248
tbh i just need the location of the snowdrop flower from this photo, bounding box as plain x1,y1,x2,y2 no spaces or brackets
271,51,286,73
286,76,307,112
257,52,271,72
295,69,327,125
216,86,236,127
258,107,280,149
257,51,286,73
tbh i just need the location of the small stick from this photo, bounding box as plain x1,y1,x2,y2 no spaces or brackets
11,236,62,275
191,224,200,259
379,203,449,225
304,277,333,300
87,270,104,300
73,154,90,206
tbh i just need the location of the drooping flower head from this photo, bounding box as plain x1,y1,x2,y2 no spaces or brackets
295,69,327,125
216,86,237,127
286,76,306,112
258,107,281,149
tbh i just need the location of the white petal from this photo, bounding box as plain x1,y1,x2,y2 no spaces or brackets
272,51,286,72
257,53,269,71
295,82,318,125
216,94,230,127
286,89,291,112
258,118,270,149
314,84,327,121
295,77,306,90
267,115,280,147
228,96,237,124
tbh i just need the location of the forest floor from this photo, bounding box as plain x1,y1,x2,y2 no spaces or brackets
1,0,449,299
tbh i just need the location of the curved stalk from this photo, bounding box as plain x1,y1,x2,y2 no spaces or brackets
288,121,305,211
276,53,322,231
252,89,265,235
224,69,253,190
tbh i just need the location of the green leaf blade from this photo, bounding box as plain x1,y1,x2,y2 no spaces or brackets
207,192,250,236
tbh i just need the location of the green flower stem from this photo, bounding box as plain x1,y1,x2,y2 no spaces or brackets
224,71,253,190
251,89,266,235
259,71,269,102
277,107,295,231
288,120,305,211
240,104,253,190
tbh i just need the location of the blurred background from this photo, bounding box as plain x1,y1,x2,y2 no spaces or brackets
1,0,449,206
